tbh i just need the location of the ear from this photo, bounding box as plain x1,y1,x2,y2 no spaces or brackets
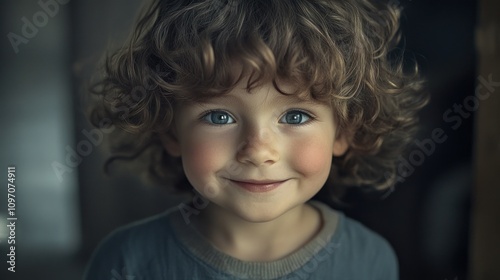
160,130,181,157
332,133,349,156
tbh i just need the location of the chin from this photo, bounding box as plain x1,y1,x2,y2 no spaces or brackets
230,204,290,223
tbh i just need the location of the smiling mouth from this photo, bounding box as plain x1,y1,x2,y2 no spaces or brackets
229,179,288,193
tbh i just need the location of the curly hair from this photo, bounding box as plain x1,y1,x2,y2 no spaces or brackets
89,0,428,201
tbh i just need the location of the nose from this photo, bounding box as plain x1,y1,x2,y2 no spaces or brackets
236,126,280,166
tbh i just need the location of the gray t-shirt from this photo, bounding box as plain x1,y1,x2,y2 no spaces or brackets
84,200,398,279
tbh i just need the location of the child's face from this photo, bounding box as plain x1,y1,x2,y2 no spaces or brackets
163,78,347,222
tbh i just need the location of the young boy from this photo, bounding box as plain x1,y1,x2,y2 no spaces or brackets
84,0,426,279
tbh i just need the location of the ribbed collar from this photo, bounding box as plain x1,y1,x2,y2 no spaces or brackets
168,200,342,279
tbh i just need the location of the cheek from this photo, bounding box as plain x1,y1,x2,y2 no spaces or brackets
290,136,332,179
181,133,230,183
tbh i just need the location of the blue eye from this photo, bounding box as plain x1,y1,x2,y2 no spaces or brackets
280,110,312,124
202,111,235,125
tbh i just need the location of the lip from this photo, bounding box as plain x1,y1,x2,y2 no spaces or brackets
229,179,287,193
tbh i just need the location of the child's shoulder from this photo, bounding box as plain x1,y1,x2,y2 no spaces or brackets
83,206,180,279
310,200,398,278
335,209,395,253
311,200,396,251
95,206,179,251
85,201,398,279
99,200,397,264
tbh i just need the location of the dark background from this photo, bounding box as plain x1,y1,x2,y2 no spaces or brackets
0,0,477,279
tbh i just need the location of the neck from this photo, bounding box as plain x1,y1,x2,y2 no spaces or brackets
191,202,322,261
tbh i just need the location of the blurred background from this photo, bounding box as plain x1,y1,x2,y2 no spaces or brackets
0,0,496,279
